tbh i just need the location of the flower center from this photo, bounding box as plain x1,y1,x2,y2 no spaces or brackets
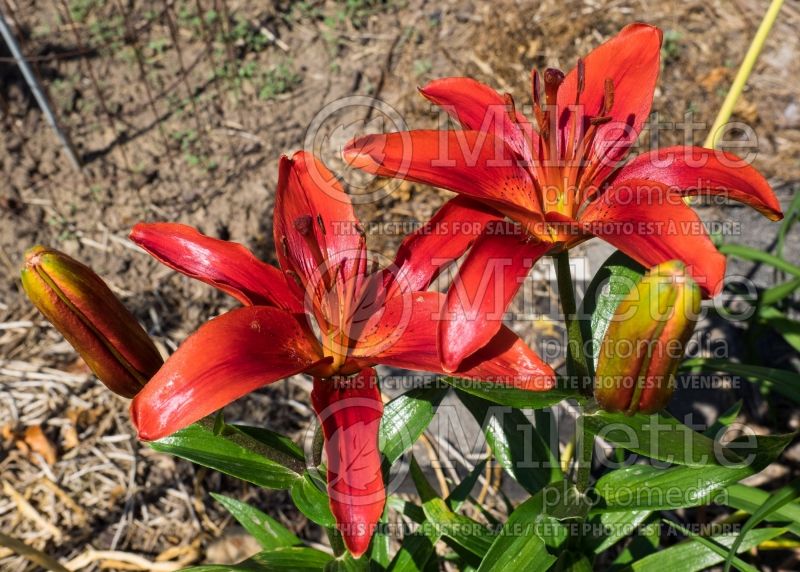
290,215,374,372
529,59,616,219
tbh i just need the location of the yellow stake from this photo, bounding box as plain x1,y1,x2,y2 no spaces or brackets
703,0,785,149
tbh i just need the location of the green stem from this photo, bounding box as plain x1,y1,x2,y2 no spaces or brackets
554,251,591,393
703,0,784,149
554,251,594,492
575,418,593,494
326,526,346,557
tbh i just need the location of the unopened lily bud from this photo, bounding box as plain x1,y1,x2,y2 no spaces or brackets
21,246,162,398
594,260,701,415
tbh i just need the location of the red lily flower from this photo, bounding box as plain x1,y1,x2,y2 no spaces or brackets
344,23,782,372
128,151,555,557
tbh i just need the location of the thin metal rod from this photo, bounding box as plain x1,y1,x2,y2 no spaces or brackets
0,9,81,170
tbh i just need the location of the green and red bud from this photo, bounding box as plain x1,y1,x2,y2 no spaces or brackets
20,246,163,398
594,260,701,415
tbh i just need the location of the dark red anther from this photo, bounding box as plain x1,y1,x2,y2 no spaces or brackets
576,58,585,99
543,68,565,107
503,92,519,124
532,69,541,106
603,78,615,114
590,116,612,126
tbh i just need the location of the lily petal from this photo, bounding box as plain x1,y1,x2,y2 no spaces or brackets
386,195,504,296
275,152,363,291
131,306,323,440
612,146,782,221
344,130,543,218
131,222,302,312
311,369,385,558
581,179,726,296
558,23,662,181
440,230,551,371
354,292,555,390
420,77,534,164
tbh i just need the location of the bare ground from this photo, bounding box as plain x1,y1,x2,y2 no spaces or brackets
1,0,799,569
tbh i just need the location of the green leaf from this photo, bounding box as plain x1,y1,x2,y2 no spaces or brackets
661,520,758,572
776,191,800,260
724,484,800,536
150,422,301,490
761,277,800,306
585,509,651,554
723,478,800,572
582,409,729,466
758,306,800,352
553,551,593,572
457,391,560,494
232,423,306,463
408,458,495,558
379,385,448,464
595,434,794,511
610,515,660,566
370,518,391,570
629,525,785,572
181,546,333,571
443,377,581,410
477,482,588,572
447,459,487,512
719,244,800,277
577,250,646,369
211,493,300,550
387,531,436,572
290,471,335,527
422,498,494,557
681,358,800,403
386,461,487,572
704,401,742,437
325,553,369,571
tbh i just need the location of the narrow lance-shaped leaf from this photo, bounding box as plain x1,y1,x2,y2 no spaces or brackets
211,493,301,551
443,376,582,410
379,384,448,465
477,481,590,572
581,409,732,466
722,478,800,572
149,420,303,490
456,391,560,494
595,433,795,511
181,546,333,571
680,359,800,404
662,520,758,572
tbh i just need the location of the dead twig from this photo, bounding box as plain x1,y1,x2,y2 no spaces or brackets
0,531,70,572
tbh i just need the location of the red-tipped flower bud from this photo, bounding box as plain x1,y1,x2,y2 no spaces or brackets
20,246,162,397
594,260,701,415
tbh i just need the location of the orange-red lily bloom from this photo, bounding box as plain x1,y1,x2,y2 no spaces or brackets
129,151,555,557
344,23,782,372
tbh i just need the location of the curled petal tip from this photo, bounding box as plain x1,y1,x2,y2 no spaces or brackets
342,137,378,169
